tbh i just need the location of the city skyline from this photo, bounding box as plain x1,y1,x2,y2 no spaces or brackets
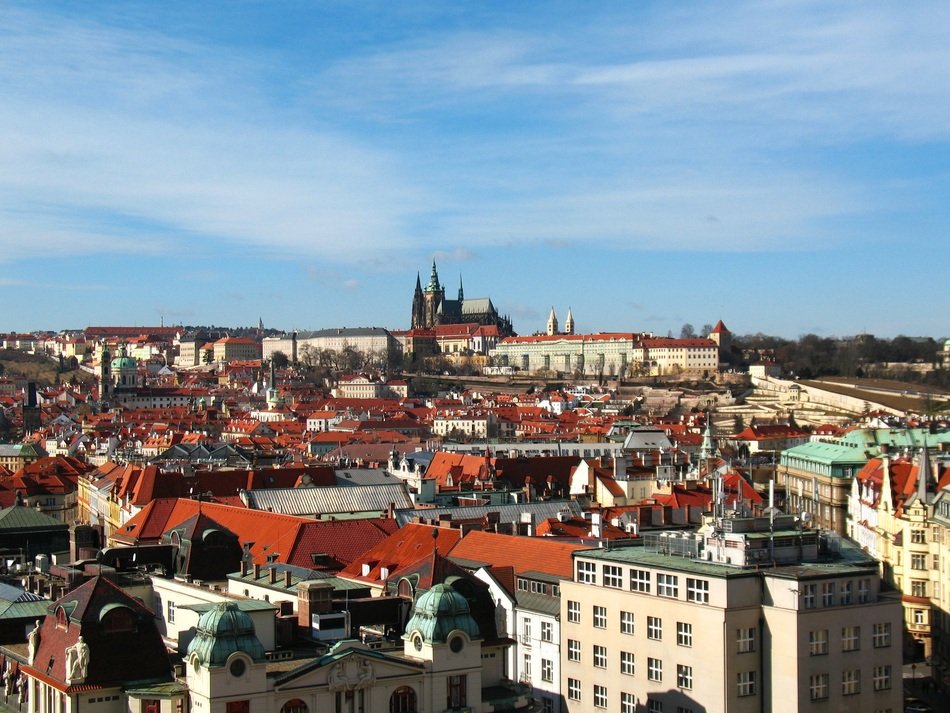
2,2,949,338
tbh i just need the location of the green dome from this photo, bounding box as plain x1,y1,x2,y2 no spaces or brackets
403,583,481,645
186,602,265,667
110,344,137,371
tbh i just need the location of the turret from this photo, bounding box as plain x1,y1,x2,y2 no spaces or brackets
546,306,558,336
564,307,575,335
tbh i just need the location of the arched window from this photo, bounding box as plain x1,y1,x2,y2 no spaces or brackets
280,699,307,713
389,687,417,713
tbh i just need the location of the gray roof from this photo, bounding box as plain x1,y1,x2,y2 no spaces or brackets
242,483,413,517
335,468,403,487
461,298,494,315
393,499,583,527
0,506,68,531
296,327,392,339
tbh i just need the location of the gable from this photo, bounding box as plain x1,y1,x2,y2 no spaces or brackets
274,646,422,689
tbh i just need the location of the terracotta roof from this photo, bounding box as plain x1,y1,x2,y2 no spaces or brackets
338,523,463,584
446,529,584,579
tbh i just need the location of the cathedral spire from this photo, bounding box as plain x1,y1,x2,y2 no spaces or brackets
427,259,441,291
564,307,575,335
458,275,464,302
415,272,422,293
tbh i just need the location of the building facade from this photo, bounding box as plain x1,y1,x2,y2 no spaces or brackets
560,517,902,713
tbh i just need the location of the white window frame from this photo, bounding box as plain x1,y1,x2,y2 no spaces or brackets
841,669,860,696
631,568,651,593
677,621,692,647
872,664,891,691
567,600,580,624
737,670,756,697
647,657,663,682
593,605,607,629
686,577,709,604
620,650,634,675
809,673,829,701
593,684,607,709
841,625,860,652
737,627,755,653
568,678,581,701
657,573,679,598
647,616,662,640
620,610,634,635
873,622,891,648
603,564,623,588
809,629,828,656
593,644,607,669
677,664,693,689
567,639,580,662
577,560,597,583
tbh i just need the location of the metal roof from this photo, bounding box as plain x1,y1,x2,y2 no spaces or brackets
393,499,582,527
243,483,413,517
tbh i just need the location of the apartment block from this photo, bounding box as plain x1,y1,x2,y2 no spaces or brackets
560,516,902,713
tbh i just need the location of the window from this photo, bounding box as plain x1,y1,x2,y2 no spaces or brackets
577,561,596,583
522,653,531,679
914,609,926,626
647,700,663,713
621,692,635,713
167,600,176,624
522,618,532,641
737,627,755,653
840,580,853,605
809,673,829,701
677,664,693,690
593,684,607,709
593,605,607,628
447,675,467,709
518,577,528,591
647,616,662,640
809,629,828,655
912,580,928,598
568,678,581,701
912,529,926,544
802,583,816,609
873,664,891,691
593,644,607,668
737,671,756,697
540,620,552,642
912,553,927,570
631,568,651,593
647,657,662,682
821,581,835,607
676,621,693,647
567,639,580,662
620,610,635,635
567,600,580,623
873,622,891,647
841,669,860,696
540,658,553,683
603,564,623,588
686,578,709,604
841,625,860,652
657,573,679,598
858,578,870,603
541,699,553,713
620,651,634,675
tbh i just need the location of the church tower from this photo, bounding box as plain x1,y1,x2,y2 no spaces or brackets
546,307,558,336
564,307,575,335
411,272,424,329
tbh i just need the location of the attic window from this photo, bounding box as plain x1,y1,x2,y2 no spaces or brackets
56,607,69,629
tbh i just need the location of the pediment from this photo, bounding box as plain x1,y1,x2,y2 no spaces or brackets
274,647,423,691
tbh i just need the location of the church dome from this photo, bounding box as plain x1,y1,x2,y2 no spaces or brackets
186,602,265,667
403,583,481,645
110,344,137,371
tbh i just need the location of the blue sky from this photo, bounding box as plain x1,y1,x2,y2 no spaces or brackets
2,1,948,339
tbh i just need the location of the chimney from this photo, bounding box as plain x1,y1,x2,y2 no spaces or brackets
269,567,277,584
253,563,261,580
520,511,534,537
591,511,603,539
284,570,292,588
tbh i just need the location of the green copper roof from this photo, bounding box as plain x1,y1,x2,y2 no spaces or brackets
186,601,265,667
403,583,481,645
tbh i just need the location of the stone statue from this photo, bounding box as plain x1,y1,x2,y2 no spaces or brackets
494,599,507,637
65,636,90,683
27,620,41,663
356,659,375,689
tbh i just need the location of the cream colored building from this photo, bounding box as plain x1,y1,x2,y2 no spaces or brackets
489,333,720,378
848,447,949,660
560,516,902,713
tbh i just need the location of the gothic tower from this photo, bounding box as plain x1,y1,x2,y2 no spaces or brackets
564,307,575,335
411,272,424,329
546,307,558,336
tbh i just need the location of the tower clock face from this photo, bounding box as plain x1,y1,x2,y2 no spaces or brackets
449,635,464,653
413,634,423,651
229,658,246,677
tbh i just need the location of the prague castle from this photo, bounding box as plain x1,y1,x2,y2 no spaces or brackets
410,260,514,336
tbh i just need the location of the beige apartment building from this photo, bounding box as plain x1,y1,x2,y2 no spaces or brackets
561,516,902,713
